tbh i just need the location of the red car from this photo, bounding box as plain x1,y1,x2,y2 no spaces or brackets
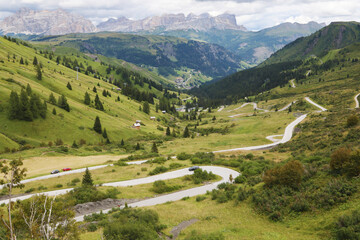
62,168,72,171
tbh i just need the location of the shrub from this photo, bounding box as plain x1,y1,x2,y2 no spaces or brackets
151,180,181,194
25,188,35,193
263,160,304,188
149,166,168,176
196,196,206,202
332,210,360,240
346,115,359,127
191,169,216,184
177,152,192,160
87,223,98,232
234,175,246,184
330,148,360,177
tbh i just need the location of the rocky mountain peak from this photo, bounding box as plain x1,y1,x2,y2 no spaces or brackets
97,13,247,32
0,8,96,35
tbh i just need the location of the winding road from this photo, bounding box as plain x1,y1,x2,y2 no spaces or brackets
355,93,360,108
0,97,330,222
0,160,148,189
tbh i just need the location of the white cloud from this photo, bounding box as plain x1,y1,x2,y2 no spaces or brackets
0,0,359,30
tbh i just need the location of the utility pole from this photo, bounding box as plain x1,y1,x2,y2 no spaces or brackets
75,66,79,80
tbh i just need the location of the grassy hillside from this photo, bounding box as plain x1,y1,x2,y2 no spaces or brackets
192,22,360,105
0,36,176,152
264,21,360,65
33,32,240,79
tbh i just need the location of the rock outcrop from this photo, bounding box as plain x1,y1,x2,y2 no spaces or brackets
0,8,96,35
97,13,247,32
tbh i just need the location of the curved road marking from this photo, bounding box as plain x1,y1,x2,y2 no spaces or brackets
217,106,225,112
355,93,360,108
0,160,148,189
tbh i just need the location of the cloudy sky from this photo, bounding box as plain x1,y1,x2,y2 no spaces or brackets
0,0,359,30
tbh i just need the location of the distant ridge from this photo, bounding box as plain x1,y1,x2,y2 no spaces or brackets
97,13,247,32
0,8,96,35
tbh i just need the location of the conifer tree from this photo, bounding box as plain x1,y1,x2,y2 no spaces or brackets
93,86,97,93
52,108,57,115
121,139,125,146
166,127,171,136
102,128,108,139
135,143,140,150
94,94,104,111
66,82,72,90
82,168,93,187
72,140,78,148
93,116,102,134
151,142,158,153
8,91,20,120
19,57,24,65
84,92,91,105
36,65,42,80
33,56,38,65
58,95,70,112
19,89,33,121
143,101,150,114
26,84,32,95
172,128,177,137
102,89,107,97
49,93,57,105
183,126,190,138
117,96,120,101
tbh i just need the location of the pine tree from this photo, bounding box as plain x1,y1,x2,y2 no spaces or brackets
93,86,97,93
121,139,125,146
94,94,104,111
58,95,70,112
29,94,40,119
183,126,190,138
67,82,72,90
117,96,120,101
166,127,171,136
33,56,38,65
84,92,91,105
72,140,78,148
82,168,93,187
39,100,47,119
8,91,20,120
135,143,140,150
49,93,57,105
36,65,42,80
19,89,33,121
26,83,32,95
102,128,108,139
93,116,102,134
20,57,24,65
52,108,57,115
151,142,158,153
143,101,150,114
102,89,107,97
172,128,176,137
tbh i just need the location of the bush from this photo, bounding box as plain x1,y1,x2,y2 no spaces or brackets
151,180,181,194
333,210,360,240
263,160,304,188
177,152,192,160
330,148,360,177
87,223,98,232
149,166,168,176
234,175,246,184
149,157,167,164
346,115,359,127
25,188,35,193
191,169,216,184
196,196,206,202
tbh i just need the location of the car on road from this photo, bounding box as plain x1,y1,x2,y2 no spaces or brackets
51,170,60,174
62,168,72,171
188,166,200,171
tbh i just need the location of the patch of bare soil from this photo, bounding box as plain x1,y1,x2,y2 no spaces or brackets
74,198,139,216
170,218,198,239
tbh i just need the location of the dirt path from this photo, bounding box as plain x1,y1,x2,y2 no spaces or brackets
170,219,198,239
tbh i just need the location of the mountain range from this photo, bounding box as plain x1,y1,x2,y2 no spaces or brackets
0,8,325,65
